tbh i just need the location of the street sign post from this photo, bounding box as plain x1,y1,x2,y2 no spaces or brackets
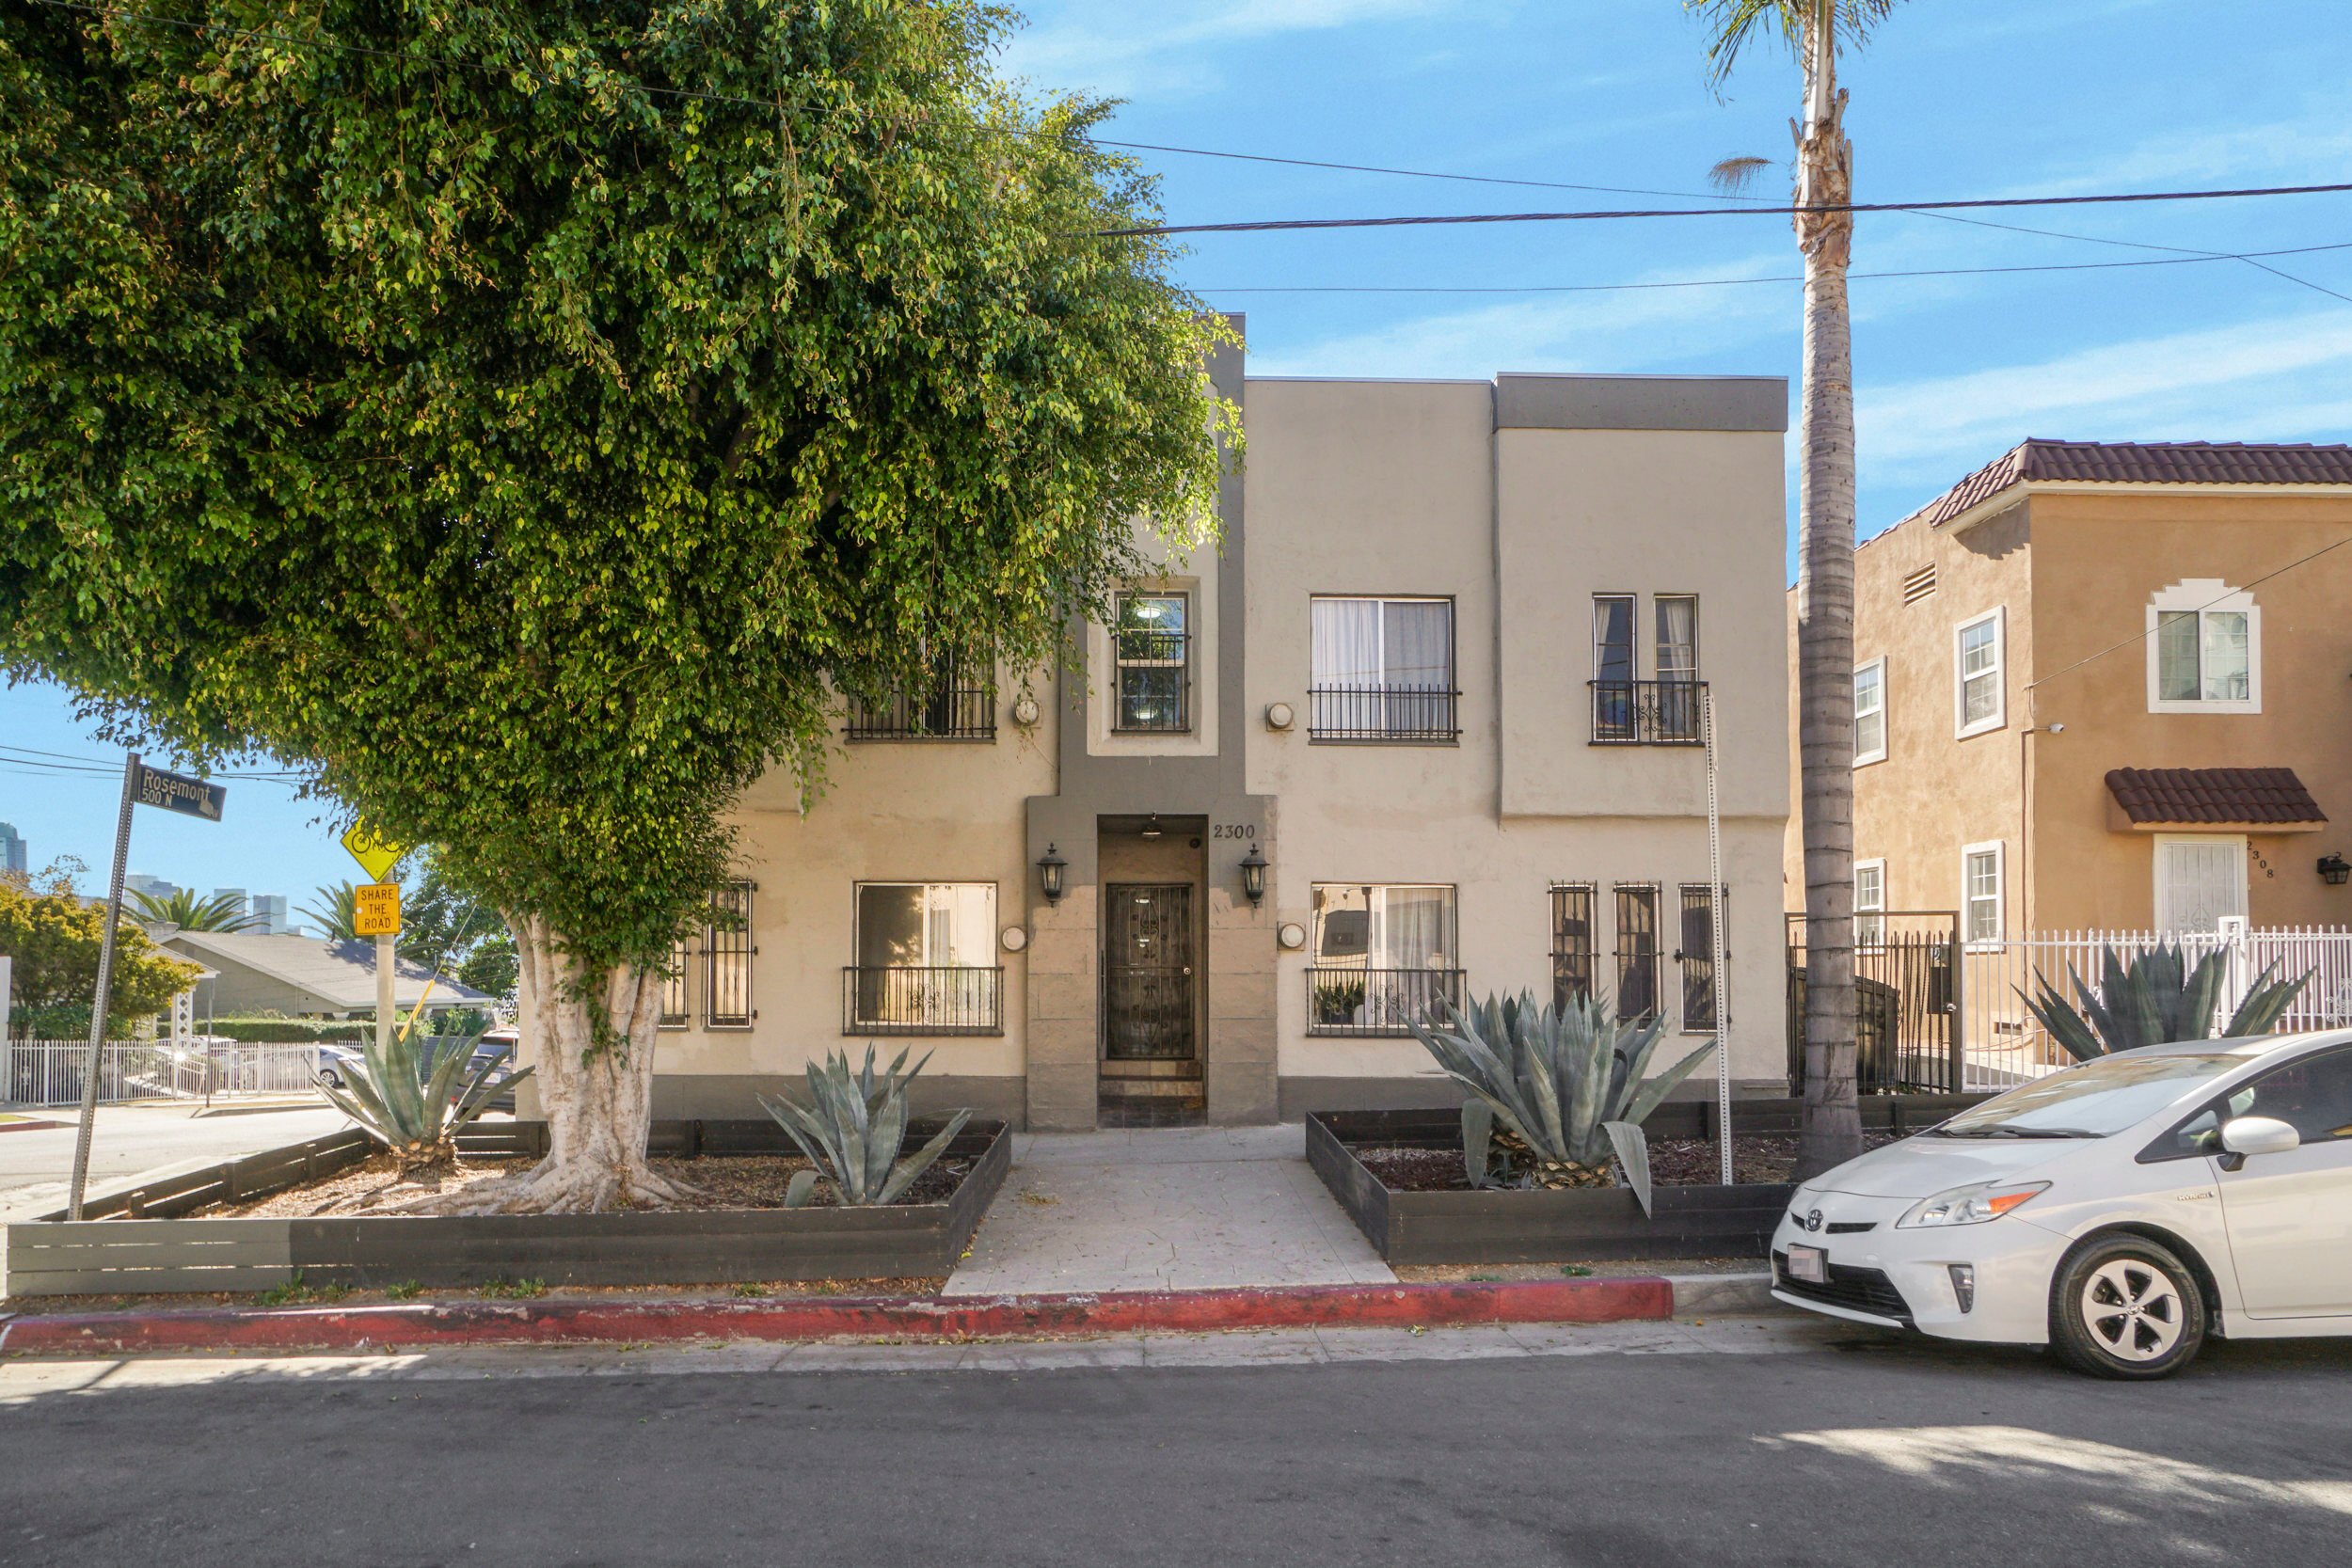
340,832,409,1061
68,755,229,1219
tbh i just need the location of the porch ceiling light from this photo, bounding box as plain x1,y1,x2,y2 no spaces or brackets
1239,842,1268,906
1038,843,1067,906
1140,814,1163,839
2321,852,2350,886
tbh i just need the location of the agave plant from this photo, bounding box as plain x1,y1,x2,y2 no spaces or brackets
2021,944,2311,1062
759,1046,971,1208
313,1028,530,1168
1408,991,1717,1215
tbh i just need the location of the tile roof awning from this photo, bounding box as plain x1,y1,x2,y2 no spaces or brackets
1917,440,2352,529
2106,768,2328,832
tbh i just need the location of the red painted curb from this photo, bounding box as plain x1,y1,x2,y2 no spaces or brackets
0,1276,1670,1357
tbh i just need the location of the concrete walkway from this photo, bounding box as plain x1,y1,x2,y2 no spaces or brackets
944,1124,1395,1295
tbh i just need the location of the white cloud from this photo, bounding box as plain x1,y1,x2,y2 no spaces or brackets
999,0,1461,100
1857,309,2352,486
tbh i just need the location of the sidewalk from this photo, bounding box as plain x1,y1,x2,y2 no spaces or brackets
945,1124,1395,1295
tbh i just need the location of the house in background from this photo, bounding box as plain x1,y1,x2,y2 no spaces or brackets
159,930,492,1019
604,326,1794,1131
1788,440,2352,944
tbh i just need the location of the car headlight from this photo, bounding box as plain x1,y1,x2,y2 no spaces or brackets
1897,1180,2050,1229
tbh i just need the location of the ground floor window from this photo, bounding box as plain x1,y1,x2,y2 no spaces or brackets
1308,883,1462,1035
1854,859,1885,951
848,882,1001,1034
1963,843,2004,947
659,937,690,1028
1549,883,1596,1011
1613,884,1661,1022
2154,835,2248,934
1677,884,1724,1033
705,881,756,1028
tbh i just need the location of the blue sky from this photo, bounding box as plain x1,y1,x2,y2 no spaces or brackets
7,0,2350,897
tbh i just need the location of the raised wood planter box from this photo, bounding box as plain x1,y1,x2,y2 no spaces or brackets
3,1118,1009,1298
1307,1111,1795,1265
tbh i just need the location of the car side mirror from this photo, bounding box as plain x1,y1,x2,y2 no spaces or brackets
2217,1115,2300,1171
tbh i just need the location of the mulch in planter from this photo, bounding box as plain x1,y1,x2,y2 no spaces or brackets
1355,1132,1900,1193
196,1151,972,1219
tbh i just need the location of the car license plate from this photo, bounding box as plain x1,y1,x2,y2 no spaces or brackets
1787,1244,1827,1284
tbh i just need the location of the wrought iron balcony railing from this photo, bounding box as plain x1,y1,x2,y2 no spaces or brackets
1305,966,1467,1037
1589,679,1707,745
846,681,996,741
1306,685,1461,742
841,966,1005,1036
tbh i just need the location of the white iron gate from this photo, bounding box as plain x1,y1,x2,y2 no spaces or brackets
2,1039,322,1107
1957,923,2352,1090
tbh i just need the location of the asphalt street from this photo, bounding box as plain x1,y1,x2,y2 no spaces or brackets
4,1319,2348,1567
0,1102,354,1210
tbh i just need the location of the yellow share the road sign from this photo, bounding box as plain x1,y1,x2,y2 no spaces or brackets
354,882,401,937
341,823,408,884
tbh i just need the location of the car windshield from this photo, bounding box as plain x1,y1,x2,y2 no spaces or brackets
1930,1052,2245,1139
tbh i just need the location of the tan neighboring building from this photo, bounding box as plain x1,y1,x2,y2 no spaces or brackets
619,330,1791,1132
1788,440,2352,949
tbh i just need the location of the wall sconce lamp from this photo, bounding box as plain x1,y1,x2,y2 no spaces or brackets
1239,842,1268,906
2320,852,2349,887
1038,843,1067,906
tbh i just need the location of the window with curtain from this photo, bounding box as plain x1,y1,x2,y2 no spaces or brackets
1549,883,1596,1011
1113,593,1190,732
1309,596,1456,739
1854,658,1886,765
1309,883,1461,1033
659,937,690,1028
705,881,755,1028
1677,884,1724,1033
2149,581,2256,711
1613,884,1660,1022
1592,594,1636,738
1654,595,1701,739
850,882,1000,1032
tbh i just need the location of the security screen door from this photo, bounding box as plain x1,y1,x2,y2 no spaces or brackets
1103,884,1197,1060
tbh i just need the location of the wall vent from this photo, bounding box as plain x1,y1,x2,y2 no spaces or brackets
1900,563,1937,604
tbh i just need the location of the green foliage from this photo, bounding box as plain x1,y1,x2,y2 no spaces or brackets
0,1,1235,1026
1,862,203,1036
397,851,519,1004
1684,0,1899,87
2021,945,2312,1062
312,1028,532,1166
300,884,362,942
1410,992,1717,1214
255,1271,348,1307
760,1046,970,1207
383,1279,423,1301
731,1281,771,1299
207,1017,369,1044
128,886,261,933
478,1277,547,1300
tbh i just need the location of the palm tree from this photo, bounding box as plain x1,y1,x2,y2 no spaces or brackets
127,886,261,933
1688,0,1896,1178
300,881,362,941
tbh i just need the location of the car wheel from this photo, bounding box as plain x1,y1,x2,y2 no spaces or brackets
2049,1234,2207,1380
318,1069,343,1089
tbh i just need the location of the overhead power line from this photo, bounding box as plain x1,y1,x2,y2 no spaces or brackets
1099,182,2352,238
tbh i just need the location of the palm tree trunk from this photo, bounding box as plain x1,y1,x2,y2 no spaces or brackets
1792,5,1863,1180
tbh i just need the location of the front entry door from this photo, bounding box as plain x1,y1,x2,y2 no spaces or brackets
1103,883,1197,1061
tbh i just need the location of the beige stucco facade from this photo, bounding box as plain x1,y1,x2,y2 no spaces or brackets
638,333,1792,1130
1787,474,2352,942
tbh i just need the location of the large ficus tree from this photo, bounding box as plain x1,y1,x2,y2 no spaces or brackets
1,1,1232,1210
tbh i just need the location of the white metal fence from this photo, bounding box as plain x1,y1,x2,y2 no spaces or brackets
1957,923,2352,1090
1,1040,323,1108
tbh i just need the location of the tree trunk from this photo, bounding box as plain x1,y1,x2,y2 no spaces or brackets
411,913,692,1213
1792,7,1864,1180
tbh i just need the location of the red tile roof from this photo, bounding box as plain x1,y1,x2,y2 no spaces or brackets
2106,768,2328,828
1919,441,2352,528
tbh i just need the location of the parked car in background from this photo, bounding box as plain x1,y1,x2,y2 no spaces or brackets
314,1042,363,1090
1771,1032,2352,1377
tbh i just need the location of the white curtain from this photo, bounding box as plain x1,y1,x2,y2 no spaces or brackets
1311,598,1382,688
1373,886,1454,968
1593,596,1636,683
1381,600,1451,687
1656,596,1699,681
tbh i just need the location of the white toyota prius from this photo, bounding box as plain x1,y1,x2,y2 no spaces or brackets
1770,1031,2352,1377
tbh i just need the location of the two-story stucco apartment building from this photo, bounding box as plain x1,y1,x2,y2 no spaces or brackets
1788,440,2352,948
636,331,1791,1132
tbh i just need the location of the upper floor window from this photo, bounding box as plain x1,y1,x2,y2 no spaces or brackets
1113,593,1191,732
1308,596,1459,742
1953,609,2005,738
848,646,995,741
1592,594,1703,744
846,881,1002,1035
1854,657,1887,766
2148,579,2260,714
1307,882,1462,1035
